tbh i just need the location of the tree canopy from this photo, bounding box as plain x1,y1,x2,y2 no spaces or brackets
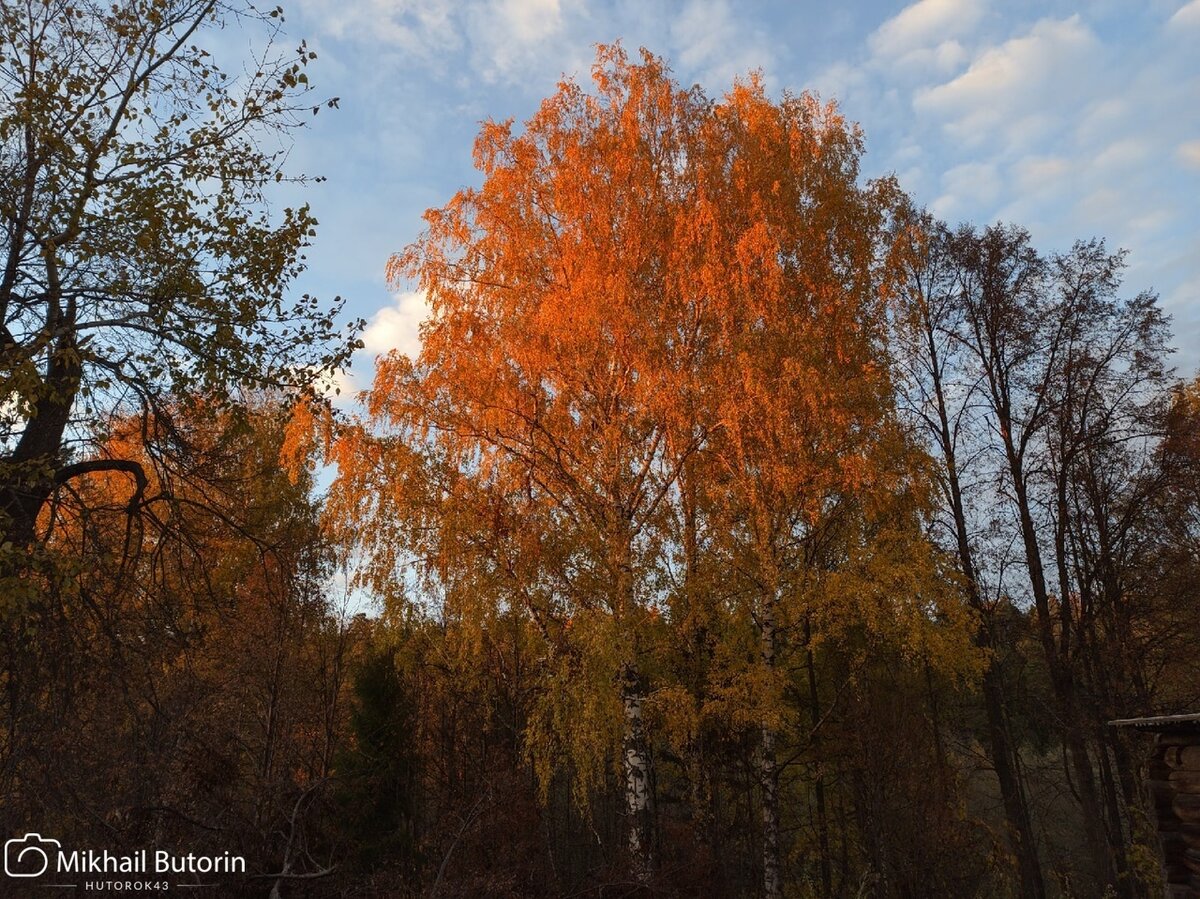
0,0,359,555
4,18,1199,899
315,45,979,894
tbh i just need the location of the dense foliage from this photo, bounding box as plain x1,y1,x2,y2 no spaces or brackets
3,12,1199,899
304,49,1199,899
0,0,359,561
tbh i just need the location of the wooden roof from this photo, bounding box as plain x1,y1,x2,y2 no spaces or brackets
1109,713,1200,732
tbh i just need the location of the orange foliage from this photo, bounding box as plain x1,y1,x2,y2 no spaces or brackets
319,47,947,879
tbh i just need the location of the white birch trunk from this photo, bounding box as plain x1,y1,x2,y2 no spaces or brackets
612,524,653,881
622,664,653,881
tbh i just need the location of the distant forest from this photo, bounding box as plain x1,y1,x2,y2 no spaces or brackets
2,3,1198,898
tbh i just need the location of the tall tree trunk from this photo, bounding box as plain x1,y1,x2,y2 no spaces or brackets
621,663,653,881
613,529,653,880
679,461,717,862
1007,462,1112,886
760,587,782,899
914,291,1047,897
1096,731,1139,899
805,632,832,899
0,327,80,550
1065,726,1115,885
981,658,1045,899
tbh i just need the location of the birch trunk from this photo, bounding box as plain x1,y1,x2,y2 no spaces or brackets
613,526,653,881
761,725,781,899
621,663,653,881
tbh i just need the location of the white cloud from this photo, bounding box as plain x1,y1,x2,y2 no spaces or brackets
310,366,360,406
498,0,563,43
361,290,431,361
808,60,869,106
326,290,431,405
1012,155,1069,193
1166,273,1200,312
1075,97,1131,146
915,16,1101,146
294,0,572,83
1168,0,1200,28
1178,140,1200,169
869,0,984,59
469,0,573,81
1077,187,1125,224
297,0,460,55
670,0,776,88
1127,209,1172,239
918,39,969,73
931,161,1001,218
1091,138,1151,171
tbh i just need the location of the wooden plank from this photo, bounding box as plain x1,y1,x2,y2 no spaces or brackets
1176,794,1200,824
1166,747,1200,769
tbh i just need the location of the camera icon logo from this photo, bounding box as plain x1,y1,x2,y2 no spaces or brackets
4,833,60,878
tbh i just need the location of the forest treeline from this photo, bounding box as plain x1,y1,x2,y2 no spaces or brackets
2,3,1199,898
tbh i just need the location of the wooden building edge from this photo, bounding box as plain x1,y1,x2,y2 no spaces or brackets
1111,714,1200,899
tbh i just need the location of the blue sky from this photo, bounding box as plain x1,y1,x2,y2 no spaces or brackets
267,0,1200,392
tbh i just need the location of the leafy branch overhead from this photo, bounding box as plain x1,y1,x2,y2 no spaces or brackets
0,0,361,547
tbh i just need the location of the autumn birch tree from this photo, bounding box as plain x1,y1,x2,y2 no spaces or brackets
358,47,720,879
691,82,908,899
324,46,971,892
